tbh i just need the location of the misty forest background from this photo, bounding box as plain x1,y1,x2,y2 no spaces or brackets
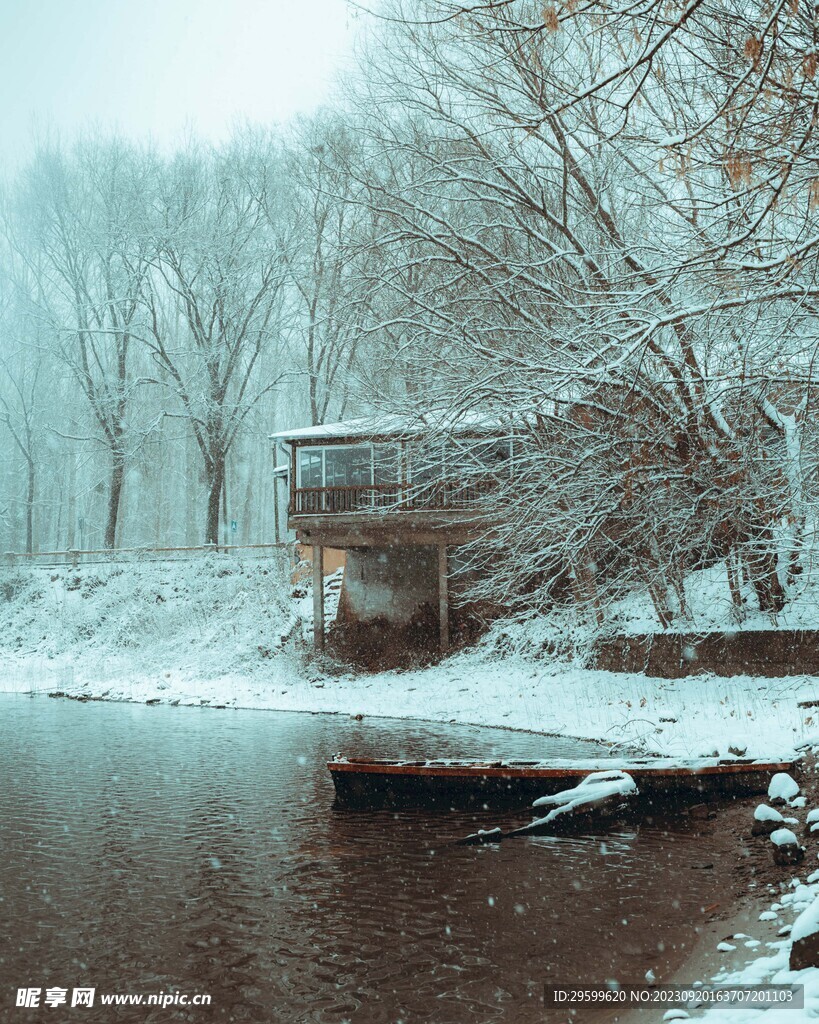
4,0,819,628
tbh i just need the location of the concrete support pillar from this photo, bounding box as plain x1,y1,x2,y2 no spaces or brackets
312,544,325,651
438,543,450,652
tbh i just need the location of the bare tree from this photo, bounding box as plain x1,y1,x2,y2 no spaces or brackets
0,286,45,554
264,114,379,425
14,137,154,548
350,0,819,624
144,140,288,545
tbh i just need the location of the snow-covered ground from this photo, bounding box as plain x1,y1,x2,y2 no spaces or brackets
599,558,819,637
0,554,298,676
2,558,818,760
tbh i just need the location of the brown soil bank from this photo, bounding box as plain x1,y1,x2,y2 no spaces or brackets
606,755,819,1023
594,629,819,678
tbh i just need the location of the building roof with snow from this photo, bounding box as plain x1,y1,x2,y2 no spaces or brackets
270,411,519,445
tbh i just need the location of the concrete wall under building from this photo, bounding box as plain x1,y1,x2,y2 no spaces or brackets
339,545,438,625
302,539,500,664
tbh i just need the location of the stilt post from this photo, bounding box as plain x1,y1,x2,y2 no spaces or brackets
313,544,325,651
438,542,450,652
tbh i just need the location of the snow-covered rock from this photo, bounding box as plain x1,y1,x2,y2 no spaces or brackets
755,804,783,821
752,804,784,836
770,828,805,866
771,828,799,846
789,884,813,907
791,899,819,943
768,772,800,805
790,897,819,969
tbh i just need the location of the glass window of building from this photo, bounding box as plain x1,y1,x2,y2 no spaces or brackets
373,443,401,484
298,448,324,487
324,445,373,487
473,438,513,474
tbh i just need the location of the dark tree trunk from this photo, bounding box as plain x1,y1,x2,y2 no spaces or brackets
25,457,34,555
746,534,786,613
726,550,745,622
205,459,224,546
222,470,229,547
309,371,320,427
105,453,125,549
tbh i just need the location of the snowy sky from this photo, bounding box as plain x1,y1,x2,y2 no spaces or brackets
0,0,360,167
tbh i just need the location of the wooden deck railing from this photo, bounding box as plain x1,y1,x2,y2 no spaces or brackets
292,479,496,515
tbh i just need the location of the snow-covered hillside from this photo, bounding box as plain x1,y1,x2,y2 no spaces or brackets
471,557,819,671
0,555,301,682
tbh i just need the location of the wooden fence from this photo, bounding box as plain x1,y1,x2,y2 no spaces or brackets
2,542,291,570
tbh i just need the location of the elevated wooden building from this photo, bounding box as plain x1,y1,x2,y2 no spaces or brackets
272,415,512,654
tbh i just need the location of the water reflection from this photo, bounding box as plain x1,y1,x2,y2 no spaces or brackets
0,698,723,1023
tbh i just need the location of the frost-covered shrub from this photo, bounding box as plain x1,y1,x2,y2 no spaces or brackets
0,574,28,603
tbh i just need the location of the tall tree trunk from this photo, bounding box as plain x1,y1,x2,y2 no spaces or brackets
105,452,125,549
309,371,320,426
25,456,34,555
727,550,745,623
205,459,224,546
242,466,253,546
746,531,786,613
186,431,198,547
222,468,229,548
66,453,76,552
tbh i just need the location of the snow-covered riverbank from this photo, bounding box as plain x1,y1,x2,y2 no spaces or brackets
615,762,819,1024
2,559,818,759
4,646,816,761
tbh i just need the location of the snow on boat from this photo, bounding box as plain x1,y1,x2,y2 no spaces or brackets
327,755,800,809
505,770,639,836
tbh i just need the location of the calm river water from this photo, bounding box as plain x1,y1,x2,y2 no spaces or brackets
0,695,726,1023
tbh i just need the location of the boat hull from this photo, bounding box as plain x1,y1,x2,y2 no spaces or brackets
328,757,798,810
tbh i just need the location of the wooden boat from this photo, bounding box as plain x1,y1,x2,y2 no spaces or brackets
328,755,799,809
